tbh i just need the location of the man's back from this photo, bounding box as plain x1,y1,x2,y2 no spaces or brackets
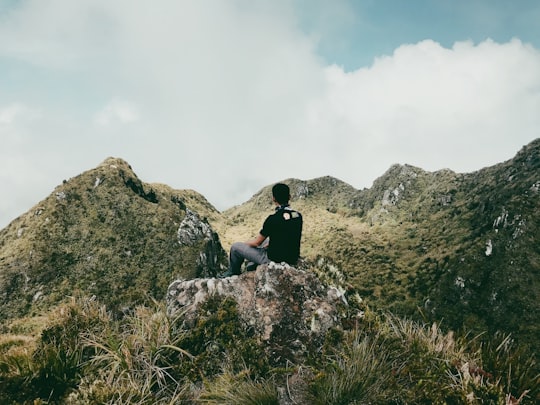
261,206,302,265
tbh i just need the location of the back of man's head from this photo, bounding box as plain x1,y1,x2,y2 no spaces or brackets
272,183,290,205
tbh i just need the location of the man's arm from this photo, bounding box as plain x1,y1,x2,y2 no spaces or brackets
245,233,267,247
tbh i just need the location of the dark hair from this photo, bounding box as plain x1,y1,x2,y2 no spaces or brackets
272,183,290,205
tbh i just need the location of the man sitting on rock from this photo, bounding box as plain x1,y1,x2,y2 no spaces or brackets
220,183,303,278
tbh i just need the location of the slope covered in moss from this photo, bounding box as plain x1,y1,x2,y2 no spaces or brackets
0,157,227,321
0,141,538,403
219,139,540,350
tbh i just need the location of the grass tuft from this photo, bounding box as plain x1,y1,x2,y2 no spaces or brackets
0,291,537,403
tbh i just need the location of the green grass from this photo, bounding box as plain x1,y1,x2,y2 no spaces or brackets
198,370,279,405
1,142,539,403
1,292,537,404
308,314,537,404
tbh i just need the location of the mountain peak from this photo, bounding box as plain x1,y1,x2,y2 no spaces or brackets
99,156,134,170
0,158,227,321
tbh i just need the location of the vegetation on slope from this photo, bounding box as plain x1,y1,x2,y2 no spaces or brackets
0,295,536,404
0,157,227,322
0,141,538,403
218,139,540,353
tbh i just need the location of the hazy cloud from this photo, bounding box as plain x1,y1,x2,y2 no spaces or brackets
0,102,39,125
0,1,539,228
94,100,139,126
306,39,540,181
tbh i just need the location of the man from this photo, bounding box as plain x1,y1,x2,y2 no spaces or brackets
220,183,302,277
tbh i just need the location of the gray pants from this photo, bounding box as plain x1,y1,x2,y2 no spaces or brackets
229,242,270,274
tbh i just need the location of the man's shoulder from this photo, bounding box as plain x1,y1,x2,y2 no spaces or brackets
285,206,302,215
266,206,302,220
288,209,302,219
279,207,302,221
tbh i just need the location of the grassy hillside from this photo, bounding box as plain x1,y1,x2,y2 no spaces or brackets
0,157,227,322
0,143,538,403
217,139,540,351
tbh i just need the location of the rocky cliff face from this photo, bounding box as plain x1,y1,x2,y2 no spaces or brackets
0,157,227,321
167,262,351,365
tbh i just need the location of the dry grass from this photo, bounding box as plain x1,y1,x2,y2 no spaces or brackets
0,295,536,404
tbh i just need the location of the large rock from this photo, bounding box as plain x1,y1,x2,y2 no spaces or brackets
176,208,224,278
167,262,348,364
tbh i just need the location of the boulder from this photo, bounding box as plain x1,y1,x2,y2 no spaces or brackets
167,262,348,364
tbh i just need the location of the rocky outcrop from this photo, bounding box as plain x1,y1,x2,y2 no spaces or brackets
167,262,349,364
177,208,224,277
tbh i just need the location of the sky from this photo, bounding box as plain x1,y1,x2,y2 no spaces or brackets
1,0,539,229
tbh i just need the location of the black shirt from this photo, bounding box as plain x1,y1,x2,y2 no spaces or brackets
260,205,302,264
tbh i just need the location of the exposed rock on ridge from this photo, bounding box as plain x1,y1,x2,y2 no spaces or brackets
177,208,225,277
167,262,349,364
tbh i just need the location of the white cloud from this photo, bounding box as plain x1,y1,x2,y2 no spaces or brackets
0,103,24,124
0,102,39,125
304,39,540,181
0,103,50,227
0,1,539,229
94,100,139,126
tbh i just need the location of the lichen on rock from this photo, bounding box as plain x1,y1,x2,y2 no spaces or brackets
167,262,349,365
177,209,212,246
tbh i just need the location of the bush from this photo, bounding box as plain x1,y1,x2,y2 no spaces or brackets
178,295,269,381
0,295,109,403
198,370,279,405
78,300,193,403
308,333,393,404
471,332,539,404
1,295,536,404
307,314,535,404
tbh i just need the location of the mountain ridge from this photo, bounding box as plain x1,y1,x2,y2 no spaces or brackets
0,157,227,321
1,140,538,350
217,138,540,349
0,139,538,403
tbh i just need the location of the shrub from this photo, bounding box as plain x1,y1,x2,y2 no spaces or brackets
80,300,193,403
308,333,393,404
177,295,269,381
0,295,110,403
198,370,279,405
308,314,535,404
1,294,536,404
471,332,539,404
